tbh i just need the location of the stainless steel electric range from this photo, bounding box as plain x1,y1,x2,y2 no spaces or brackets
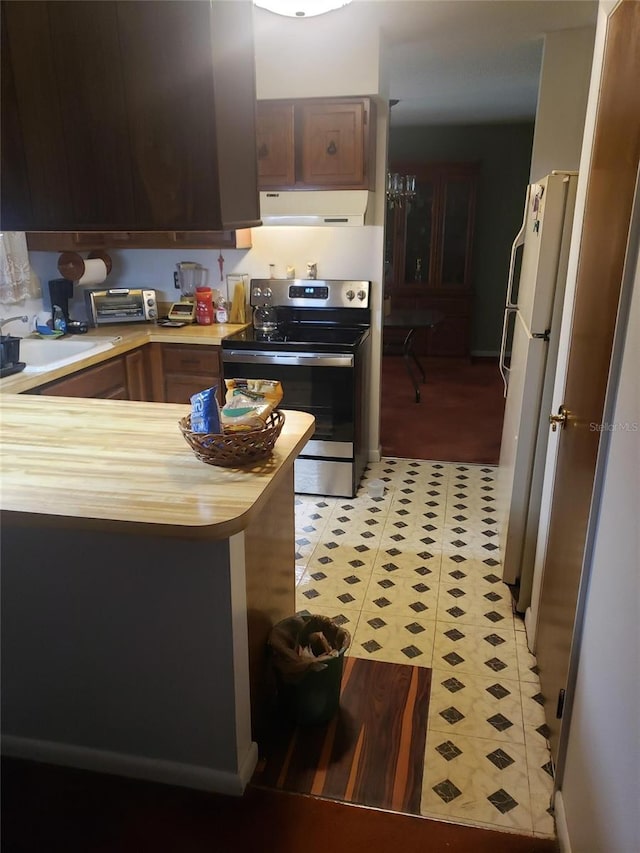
221,279,371,497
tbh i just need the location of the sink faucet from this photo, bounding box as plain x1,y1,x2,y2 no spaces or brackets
0,315,29,335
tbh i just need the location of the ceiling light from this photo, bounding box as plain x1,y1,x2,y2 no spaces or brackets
254,0,352,18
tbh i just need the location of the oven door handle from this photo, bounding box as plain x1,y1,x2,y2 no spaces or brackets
222,350,354,368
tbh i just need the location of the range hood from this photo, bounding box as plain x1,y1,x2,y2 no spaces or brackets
259,190,369,226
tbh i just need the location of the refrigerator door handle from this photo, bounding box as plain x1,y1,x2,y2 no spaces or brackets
499,307,517,397
506,185,531,308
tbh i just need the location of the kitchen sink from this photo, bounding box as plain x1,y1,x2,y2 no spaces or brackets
20,336,117,373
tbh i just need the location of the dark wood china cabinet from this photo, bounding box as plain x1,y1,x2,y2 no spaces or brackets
385,162,479,356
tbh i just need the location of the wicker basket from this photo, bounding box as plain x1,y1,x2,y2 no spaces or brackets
178,410,285,467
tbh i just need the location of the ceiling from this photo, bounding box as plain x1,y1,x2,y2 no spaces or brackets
353,0,598,125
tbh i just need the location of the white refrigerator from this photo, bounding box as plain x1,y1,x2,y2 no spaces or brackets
497,172,578,610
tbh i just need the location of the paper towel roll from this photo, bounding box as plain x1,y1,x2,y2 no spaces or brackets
77,258,108,286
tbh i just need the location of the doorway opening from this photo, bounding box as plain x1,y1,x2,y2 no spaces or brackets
380,353,505,463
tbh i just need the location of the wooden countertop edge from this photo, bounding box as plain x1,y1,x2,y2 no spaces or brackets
0,323,249,395
0,399,315,540
0,423,310,541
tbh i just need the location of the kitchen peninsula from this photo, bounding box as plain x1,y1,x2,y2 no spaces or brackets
1,375,314,794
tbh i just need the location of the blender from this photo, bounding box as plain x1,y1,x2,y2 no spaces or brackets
176,262,208,301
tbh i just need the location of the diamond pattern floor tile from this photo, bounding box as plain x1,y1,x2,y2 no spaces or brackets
420,730,534,833
349,610,436,667
292,459,555,840
362,570,440,619
427,668,525,745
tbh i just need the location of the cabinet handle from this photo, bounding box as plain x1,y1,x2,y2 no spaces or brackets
257,143,269,159
327,140,337,155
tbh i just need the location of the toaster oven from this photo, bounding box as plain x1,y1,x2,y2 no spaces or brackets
85,288,158,326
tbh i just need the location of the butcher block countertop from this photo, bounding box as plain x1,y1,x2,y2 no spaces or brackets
0,396,314,539
0,322,249,395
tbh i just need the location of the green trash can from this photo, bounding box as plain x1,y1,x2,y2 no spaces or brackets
268,612,351,726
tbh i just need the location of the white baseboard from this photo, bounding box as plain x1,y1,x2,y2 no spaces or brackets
2,734,258,797
555,790,572,853
368,446,382,463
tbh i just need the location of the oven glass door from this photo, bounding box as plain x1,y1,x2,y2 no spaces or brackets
222,352,355,442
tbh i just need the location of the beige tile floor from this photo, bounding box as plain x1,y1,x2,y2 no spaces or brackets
294,458,555,839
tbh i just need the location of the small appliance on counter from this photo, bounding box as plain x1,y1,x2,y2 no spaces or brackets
167,301,197,324
84,287,158,326
175,262,208,301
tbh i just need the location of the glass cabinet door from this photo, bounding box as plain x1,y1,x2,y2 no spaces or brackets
404,175,436,284
385,163,477,293
440,176,474,287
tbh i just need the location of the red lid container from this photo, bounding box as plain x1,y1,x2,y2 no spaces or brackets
195,287,214,325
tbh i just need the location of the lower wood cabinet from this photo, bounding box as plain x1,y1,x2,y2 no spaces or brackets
124,348,150,401
149,343,222,404
34,347,150,400
25,343,221,403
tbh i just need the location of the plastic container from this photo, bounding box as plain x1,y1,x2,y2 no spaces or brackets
368,478,385,498
195,287,214,325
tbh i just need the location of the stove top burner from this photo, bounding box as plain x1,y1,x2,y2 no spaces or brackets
222,323,370,354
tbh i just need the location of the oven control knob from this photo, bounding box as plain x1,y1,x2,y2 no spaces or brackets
345,290,355,301
263,287,272,298
147,298,155,306
357,290,367,302
252,287,262,299
148,308,157,319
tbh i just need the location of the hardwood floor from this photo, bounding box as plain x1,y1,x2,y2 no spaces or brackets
254,657,431,815
1,757,559,853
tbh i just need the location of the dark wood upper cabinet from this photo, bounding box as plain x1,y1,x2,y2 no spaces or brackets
1,0,261,232
25,229,253,252
256,97,376,191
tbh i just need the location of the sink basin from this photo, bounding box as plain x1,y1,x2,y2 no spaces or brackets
20,336,117,373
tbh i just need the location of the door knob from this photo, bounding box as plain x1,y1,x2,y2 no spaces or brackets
549,404,569,432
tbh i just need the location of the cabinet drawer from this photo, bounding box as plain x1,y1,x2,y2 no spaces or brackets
164,375,219,405
162,345,220,376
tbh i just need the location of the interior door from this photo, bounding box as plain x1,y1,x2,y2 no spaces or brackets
535,0,640,763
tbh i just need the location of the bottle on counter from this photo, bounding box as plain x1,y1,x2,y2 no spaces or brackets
195,287,214,325
52,305,67,333
215,296,229,324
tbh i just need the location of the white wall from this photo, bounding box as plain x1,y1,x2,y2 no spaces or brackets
558,222,640,853
253,3,381,99
529,26,596,183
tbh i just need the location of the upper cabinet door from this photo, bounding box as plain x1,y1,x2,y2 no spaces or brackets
256,103,296,188
300,101,366,188
1,1,134,230
256,97,375,191
1,0,260,232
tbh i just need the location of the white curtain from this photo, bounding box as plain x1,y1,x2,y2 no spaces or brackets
0,232,40,304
